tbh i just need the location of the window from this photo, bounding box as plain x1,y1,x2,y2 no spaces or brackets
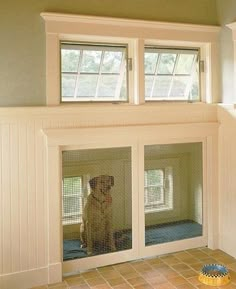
62,176,84,224
144,167,173,213
61,43,128,102
144,47,199,101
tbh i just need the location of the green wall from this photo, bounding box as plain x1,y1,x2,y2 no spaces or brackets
0,0,218,106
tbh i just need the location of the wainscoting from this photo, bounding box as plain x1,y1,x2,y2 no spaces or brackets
0,103,220,289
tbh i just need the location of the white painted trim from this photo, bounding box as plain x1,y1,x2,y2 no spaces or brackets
0,103,217,120
226,22,236,38
41,12,220,34
43,123,218,147
41,12,220,105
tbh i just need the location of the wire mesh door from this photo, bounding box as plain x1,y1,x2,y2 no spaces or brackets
61,141,205,272
144,142,203,248
62,147,132,261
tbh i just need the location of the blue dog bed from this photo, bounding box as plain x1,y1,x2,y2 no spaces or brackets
63,220,202,261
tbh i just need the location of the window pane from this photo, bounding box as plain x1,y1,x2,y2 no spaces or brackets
97,75,119,97
191,69,199,100
61,49,80,72
157,53,176,74
80,50,102,73
145,187,163,204
170,76,189,98
144,47,200,101
175,54,195,74
61,74,77,97
77,75,98,97
101,51,123,73
145,76,154,98
145,169,163,186
120,70,128,100
153,76,172,97
61,43,128,102
63,196,81,215
144,52,158,74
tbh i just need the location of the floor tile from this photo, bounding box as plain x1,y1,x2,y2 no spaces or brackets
107,277,126,287
180,269,198,278
65,276,86,287
86,277,107,287
126,276,147,286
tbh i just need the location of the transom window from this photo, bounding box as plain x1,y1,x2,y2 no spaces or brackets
42,13,220,105
144,168,173,213
144,47,200,101
61,43,128,102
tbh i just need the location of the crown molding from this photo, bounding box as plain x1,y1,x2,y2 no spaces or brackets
41,12,220,34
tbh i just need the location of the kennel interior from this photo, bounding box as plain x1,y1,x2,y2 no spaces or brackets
62,143,203,261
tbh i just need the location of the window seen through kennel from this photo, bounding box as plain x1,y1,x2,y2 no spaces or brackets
62,147,132,260
144,142,203,247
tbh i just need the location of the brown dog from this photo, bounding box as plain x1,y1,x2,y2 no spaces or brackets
80,175,116,255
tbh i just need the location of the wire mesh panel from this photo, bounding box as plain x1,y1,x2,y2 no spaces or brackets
62,147,132,260
144,142,203,246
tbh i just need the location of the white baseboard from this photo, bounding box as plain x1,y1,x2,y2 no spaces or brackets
0,267,48,289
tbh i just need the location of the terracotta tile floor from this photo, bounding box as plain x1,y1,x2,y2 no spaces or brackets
31,247,236,289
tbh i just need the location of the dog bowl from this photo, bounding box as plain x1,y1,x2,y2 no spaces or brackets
198,264,231,286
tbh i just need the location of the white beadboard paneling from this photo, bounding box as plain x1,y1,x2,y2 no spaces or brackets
10,124,20,272
27,122,37,269
218,106,236,258
221,128,236,257
18,123,29,271
2,124,11,274
35,121,47,268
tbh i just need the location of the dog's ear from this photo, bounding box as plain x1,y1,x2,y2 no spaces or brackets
89,177,97,190
110,176,114,186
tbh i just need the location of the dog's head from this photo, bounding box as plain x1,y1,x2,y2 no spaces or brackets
89,175,114,195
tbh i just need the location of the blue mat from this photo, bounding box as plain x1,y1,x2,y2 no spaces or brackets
63,220,202,261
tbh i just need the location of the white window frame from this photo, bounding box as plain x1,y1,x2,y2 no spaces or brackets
144,46,200,101
144,167,173,213
60,42,129,102
40,13,220,105
62,175,84,225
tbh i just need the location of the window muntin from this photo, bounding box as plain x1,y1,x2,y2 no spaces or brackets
62,176,84,224
61,43,128,102
144,47,200,101
144,167,173,213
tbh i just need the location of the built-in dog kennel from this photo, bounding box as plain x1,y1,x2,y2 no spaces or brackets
62,142,203,270
43,123,217,279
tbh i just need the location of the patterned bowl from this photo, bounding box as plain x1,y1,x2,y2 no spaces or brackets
198,264,231,286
